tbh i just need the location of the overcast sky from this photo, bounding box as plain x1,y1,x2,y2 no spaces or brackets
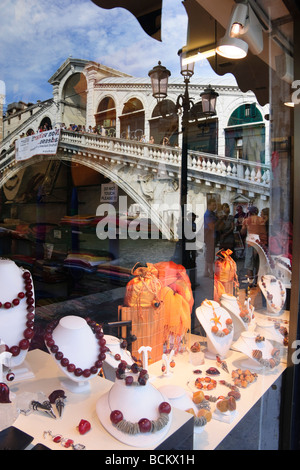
0,0,227,108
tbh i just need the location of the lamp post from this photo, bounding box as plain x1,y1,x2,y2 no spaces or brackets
149,54,218,271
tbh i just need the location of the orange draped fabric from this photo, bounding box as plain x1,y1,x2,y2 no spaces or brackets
121,261,192,360
154,261,194,313
214,250,239,301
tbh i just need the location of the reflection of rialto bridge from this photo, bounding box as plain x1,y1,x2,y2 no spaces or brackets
0,58,271,240
0,130,270,240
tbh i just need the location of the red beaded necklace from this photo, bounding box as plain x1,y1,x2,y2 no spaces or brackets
1,270,35,357
44,317,107,378
0,291,25,309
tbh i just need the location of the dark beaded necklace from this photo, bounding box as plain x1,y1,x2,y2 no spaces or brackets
1,270,35,357
44,317,107,378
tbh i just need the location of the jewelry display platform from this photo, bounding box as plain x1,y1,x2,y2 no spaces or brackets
148,327,287,450
3,313,287,450
8,350,193,450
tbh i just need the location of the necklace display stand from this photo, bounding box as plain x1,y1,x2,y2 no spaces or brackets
258,274,286,315
0,342,12,381
220,294,255,341
255,314,288,357
232,331,280,371
46,315,101,393
0,259,35,381
96,379,172,447
103,335,134,382
195,300,234,359
246,234,273,280
274,255,291,289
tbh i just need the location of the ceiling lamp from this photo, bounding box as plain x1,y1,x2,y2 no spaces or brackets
216,1,263,59
181,45,216,66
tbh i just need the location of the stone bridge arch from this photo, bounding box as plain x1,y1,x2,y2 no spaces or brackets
1,151,174,240
60,150,174,240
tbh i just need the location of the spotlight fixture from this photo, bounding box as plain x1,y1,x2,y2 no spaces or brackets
229,2,248,37
216,1,263,60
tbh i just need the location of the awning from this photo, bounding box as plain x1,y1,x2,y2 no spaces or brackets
91,0,162,41
182,0,296,106
90,0,299,107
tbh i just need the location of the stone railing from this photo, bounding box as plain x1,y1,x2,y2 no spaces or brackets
188,150,270,186
0,146,15,172
1,130,270,194
60,130,270,190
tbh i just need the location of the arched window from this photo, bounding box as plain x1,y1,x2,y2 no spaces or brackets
39,117,52,131
187,101,218,154
120,98,144,140
225,103,265,163
95,97,116,136
62,73,87,127
149,99,178,146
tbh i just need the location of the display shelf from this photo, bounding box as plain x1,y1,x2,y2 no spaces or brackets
9,350,193,451
3,310,288,450
148,328,287,450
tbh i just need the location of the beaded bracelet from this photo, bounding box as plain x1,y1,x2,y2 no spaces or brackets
115,358,149,386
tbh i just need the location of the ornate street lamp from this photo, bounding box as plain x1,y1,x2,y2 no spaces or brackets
149,54,218,270
148,61,171,101
201,85,219,116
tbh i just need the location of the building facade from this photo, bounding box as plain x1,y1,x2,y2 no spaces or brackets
2,57,270,163
0,57,271,242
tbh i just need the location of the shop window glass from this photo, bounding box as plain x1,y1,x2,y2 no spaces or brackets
0,0,298,452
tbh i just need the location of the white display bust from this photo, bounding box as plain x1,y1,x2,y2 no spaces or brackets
233,331,281,370
220,293,255,341
102,335,134,382
47,315,101,393
195,300,234,359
